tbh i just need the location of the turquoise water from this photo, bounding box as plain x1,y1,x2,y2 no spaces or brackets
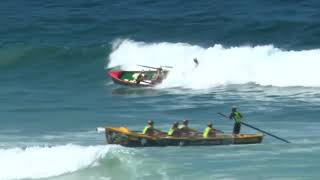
1,0,320,179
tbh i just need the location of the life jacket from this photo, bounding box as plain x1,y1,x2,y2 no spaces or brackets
234,112,242,123
203,127,213,138
143,126,151,134
168,128,176,136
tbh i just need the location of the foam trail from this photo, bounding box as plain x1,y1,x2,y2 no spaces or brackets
108,39,320,89
0,144,114,180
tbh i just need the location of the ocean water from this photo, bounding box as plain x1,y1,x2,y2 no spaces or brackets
1,0,320,179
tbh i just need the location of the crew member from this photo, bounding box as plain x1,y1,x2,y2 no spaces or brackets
193,58,199,68
168,121,181,137
154,67,163,82
136,71,145,84
203,121,216,138
179,120,199,136
229,107,243,134
142,120,162,136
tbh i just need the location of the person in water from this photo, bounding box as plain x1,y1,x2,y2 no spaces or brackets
193,58,199,68
142,120,162,136
229,106,243,135
203,121,216,138
167,121,181,137
179,120,199,136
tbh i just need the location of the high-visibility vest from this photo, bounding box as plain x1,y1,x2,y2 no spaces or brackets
143,126,150,134
168,128,175,136
203,127,213,138
234,112,242,123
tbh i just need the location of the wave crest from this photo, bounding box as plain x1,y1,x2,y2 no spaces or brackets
108,39,320,89
0,144,116,180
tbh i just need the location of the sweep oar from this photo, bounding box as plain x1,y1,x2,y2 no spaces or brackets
217,113,290,143
137,65,160,69
161,65,173,68
138,64,173,69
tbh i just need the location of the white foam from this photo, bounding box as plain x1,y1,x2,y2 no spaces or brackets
108,39,320,89
0,144,114,180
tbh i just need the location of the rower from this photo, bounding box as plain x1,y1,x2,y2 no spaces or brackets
136,70,145,84
154,67,163,82
179,120,199,136
203,121,216,138
142,120,162,136
131,73,139,83
167,121,181,137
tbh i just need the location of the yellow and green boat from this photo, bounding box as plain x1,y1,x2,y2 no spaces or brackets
98,127,264,147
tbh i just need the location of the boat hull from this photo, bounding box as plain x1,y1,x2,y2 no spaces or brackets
103,127,264,147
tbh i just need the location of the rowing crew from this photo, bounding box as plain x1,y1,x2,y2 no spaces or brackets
142,119,218,138
132,67,164,85
142,107,243,137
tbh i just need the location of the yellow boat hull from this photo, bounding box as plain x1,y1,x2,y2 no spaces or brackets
102,127,264,147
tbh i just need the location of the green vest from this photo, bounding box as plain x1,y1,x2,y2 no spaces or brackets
234,112,242,123
143,126,150,134
203,127,212,138
168,128,175,136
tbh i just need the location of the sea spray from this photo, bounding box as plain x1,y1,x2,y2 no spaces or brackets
108,39,320,89
0,144,118,180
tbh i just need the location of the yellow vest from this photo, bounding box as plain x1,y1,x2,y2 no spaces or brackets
168,128,175,136
203,127,213,138
234,112,242,123
143,126,150,134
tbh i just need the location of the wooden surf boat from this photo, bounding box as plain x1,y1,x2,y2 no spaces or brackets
98,127,264,147
108,70,169,87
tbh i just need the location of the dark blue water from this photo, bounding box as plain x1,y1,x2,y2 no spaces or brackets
1,1,320,179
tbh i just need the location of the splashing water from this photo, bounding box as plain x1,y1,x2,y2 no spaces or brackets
0,144,117,180
108,39,320,89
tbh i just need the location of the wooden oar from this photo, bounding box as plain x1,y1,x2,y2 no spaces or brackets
217,113,290,143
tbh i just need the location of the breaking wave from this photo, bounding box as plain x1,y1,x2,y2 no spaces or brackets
0,144,117,180
108,39,320,89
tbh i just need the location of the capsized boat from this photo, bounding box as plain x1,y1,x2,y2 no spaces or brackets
97,126,264,147
108,69,169,87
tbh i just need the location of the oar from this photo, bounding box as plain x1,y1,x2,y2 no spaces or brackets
161,65,173,68
137,65,159,70
137,64,172,69
217,113,290,143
